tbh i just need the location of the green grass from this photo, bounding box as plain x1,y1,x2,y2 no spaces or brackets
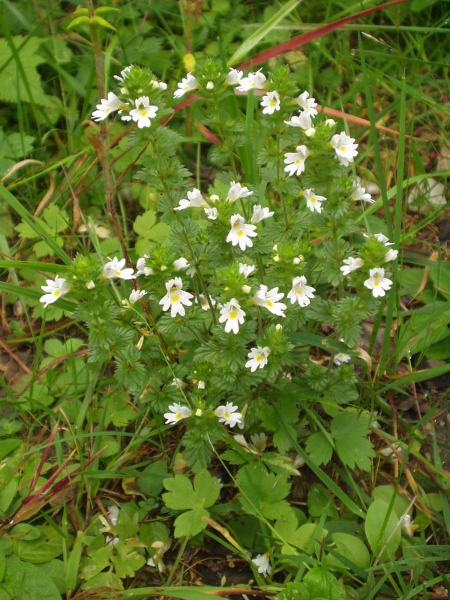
0,1,449,599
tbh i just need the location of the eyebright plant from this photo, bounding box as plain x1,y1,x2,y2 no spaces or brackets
38,63,398,472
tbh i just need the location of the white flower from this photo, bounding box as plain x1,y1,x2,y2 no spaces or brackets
245,346,270,372
204,207,219,220
102,257,135,280
226,68,243,85
380,444,404,463
164,403,192,424
373,233,394,246
364,268,392,298
260,90,280,114
40,276,71,307
284,145,309,176
236,69,267,92
129,289,147,304
107,505,120,527
331,132,358,167
147,540,171,572
173,257,189,271
239,263,255,278
215,402,242,427
252,553,271,576
304,127,316,137
251,205,274,224
171,378,185,388
226,214,257,251
196,294,216,310
296,91,318,116
227,181,253,202
250,432,267,453
124,96,158,128
114,65,133,83
175,188,209,210
219,298,245,334
136,256,154,277
325,118,336,127
151,79,167,90
352,185,373,203
401,515,414,537
159,277,194,317
287,276,316,307
284,112,313,130
385,248,398,262
206,81,214,90
340,257,364,275
303,188,327,213
334,353,351,365
253,285,286,317
174,72,199,98
92,92,127,121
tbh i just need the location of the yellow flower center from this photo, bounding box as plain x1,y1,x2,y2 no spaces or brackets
176,412,181,420
266,300,273,308
115,271,122,276
171,294,180,303
340,146,346,152
229,310,237,319
52,290,61,298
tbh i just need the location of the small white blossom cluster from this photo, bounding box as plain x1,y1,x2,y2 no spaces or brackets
91,65,166,128
164,401,243,429
340,233,397,298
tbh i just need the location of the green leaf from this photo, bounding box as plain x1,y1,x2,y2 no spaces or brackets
365,499,402,562
373,486,411,519
303,567,346,600
308,484,338,519
305,431,333,466
235,463,291,520
0,550,5,583
38,560,66,595
11,526,64,564
66,16,90,30
91,15,117,31
325,533,370,570
262,453,300,476
331,410,375,471
162,470,220,538
133,210,156,236
110,543,146,579
3,556,62,600
0,36,60,109
79,546,112,581
138,461,169,497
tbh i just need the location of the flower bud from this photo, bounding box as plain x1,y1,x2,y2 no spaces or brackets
242,285,252,294
206,81,214,90
325,119,336,127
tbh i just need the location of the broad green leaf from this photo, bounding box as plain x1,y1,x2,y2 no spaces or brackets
138,461,169,497
326,533,370,570
235,463,291,520
173,506,210,538
3,556,62,600
79,546,112,581
10,524,40,541
80,571,123,592
11,525,64,564
308,484,338,519
110,543,146,578
279,582,311,600
303,566,346,600
0,550,5,583
162,470,220,538
39,560,66,595
163,469,220,511
305,431,333,466
365,499,401,561
140,522,169,551
133,210,156,236
373,486,410,519
227,516,265,553
0,36,60,108
331,410,375,471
